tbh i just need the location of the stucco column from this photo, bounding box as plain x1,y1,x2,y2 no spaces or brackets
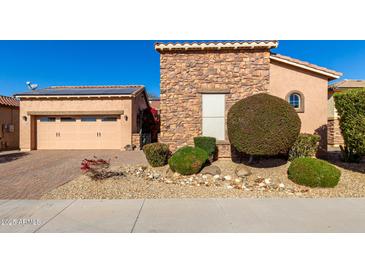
19,102,32,151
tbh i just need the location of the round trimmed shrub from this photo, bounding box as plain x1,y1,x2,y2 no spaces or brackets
168,146,208,175
143,143,170,167
288,157,341,188
227,93,301,156
193,136,217,161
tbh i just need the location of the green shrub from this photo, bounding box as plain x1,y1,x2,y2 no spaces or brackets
288,158,341,188
288,133,320,161
194,136,217,160
168,146,208,175
227,93,301,156
143,143,170,167
334,88,365,162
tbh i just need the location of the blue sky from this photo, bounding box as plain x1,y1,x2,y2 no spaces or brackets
0,40,365,97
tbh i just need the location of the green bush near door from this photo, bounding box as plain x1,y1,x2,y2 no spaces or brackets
168,146,208,175
193,136,217,161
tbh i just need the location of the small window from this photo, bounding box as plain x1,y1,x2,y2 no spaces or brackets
289,93,300,108
60,117,76,122
39,117,56,122
101,116,117,122
81,117,97,122
287,91,304,112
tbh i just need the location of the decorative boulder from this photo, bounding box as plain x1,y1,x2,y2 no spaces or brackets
200,165,221,175
235,166,252,177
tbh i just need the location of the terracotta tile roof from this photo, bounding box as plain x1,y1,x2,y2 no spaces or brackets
14,85,145,97
329,79,365,89
155,40,278,51
270,53,342,79
0,95,19,107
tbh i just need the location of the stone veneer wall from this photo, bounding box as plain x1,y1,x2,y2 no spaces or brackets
327,118,344,147
159,49,271,157
132,133,141,150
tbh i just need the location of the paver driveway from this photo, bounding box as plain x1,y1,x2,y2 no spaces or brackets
0,150,147,199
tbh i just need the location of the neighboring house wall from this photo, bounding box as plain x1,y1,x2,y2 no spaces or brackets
0,106,19,150
269,60,329,140
159,49,271,157
19,97,133,151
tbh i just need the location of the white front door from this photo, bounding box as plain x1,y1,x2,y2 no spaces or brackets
202,94,225,140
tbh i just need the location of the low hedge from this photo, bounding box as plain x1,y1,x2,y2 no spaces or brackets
288,133,320,161
143,143,170,167
168,146,208,175
287,158,341,188
194,136,217,161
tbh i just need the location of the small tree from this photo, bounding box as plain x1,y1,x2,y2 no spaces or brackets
227,93,301,160
334,88,365,162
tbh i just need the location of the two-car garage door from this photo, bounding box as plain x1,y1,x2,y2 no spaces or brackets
36,116,122,149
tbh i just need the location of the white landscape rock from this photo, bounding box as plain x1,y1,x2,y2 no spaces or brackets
213,175,220,180
264,178,271,185
224,175,232,181
279,183,285,189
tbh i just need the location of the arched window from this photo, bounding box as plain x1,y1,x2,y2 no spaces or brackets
286,91,304,112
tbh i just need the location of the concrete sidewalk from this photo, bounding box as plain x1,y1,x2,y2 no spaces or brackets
0,198,364,232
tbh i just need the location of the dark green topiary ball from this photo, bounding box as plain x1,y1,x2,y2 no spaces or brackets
227,93,301,156
168,146,208,175
288,157,341,188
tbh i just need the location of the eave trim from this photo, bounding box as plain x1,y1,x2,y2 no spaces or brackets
270,55,341,79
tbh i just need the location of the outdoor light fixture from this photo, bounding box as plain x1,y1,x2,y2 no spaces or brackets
22,116,27,122
124,115,128,121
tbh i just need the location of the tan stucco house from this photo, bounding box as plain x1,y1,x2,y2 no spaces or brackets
0,95,19,151
155,41,342,158
14,85,150,151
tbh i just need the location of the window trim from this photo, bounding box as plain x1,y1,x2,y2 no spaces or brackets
286,91,305,113
81,117,97,122
101,116,118,122
60,117,76,122
39,117,56,122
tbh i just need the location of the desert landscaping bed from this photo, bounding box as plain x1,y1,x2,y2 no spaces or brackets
41,158,365,199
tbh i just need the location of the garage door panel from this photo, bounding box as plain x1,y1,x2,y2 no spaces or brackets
37,118,59,150
36,116,122,149
99,117,122,149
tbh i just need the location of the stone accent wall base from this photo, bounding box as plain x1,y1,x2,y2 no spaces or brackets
132,133,141,150
327,118,344,146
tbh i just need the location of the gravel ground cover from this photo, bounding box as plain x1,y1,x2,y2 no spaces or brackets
41,157,365,199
